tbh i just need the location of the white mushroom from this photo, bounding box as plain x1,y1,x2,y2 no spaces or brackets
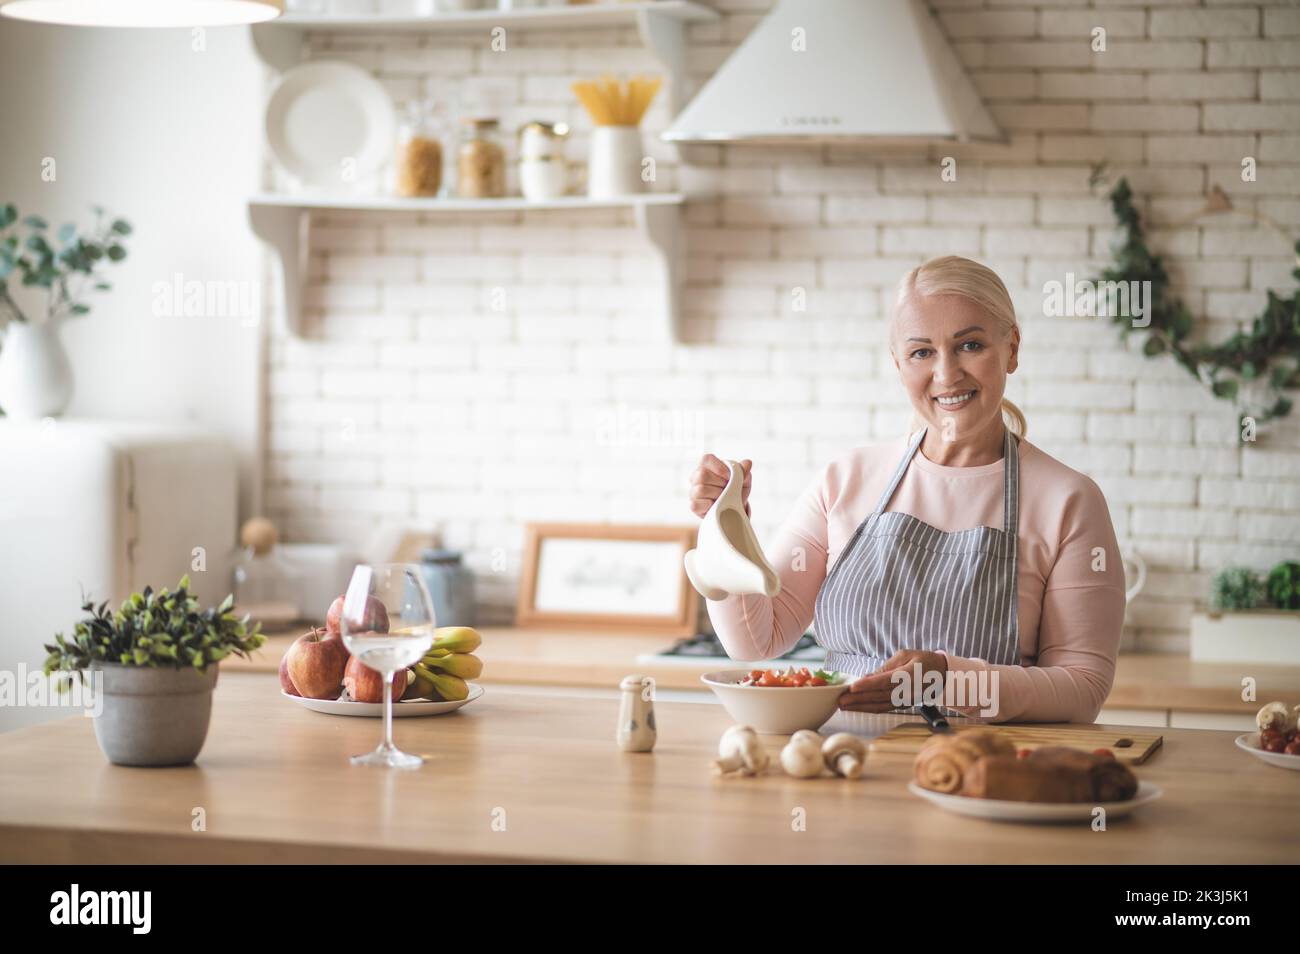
713,725,770,776
1256,701,1297,733
822,732,867,779
781,730,826,778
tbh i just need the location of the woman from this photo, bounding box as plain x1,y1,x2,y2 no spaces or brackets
689,256,1125,724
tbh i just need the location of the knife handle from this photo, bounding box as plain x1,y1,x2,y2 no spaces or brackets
919,704,950,731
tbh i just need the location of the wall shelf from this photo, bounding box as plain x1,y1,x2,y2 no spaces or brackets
251,0,718,113
249,3,708,341
247,192,685,340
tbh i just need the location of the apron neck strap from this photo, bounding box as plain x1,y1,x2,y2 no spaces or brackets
872,427,927,515
1002,426,1020,535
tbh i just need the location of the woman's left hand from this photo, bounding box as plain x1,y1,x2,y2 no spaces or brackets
837,649,948,712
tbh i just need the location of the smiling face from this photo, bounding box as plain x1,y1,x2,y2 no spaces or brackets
890,292,1019,443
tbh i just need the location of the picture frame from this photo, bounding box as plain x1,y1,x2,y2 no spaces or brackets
516,522,701,635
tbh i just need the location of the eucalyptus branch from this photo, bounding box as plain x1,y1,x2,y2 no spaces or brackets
0,203,131,326
0,284,24,323
1093,178,1300,437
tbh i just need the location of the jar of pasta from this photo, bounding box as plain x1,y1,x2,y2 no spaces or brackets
456,117,506,199
394,100,443,198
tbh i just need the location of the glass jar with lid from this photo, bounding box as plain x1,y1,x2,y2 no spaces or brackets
518,120,569,201
456,117,506,199
394,99,443,198
417,548,477,627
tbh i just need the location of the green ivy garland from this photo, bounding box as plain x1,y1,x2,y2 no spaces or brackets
1094,178,1300,434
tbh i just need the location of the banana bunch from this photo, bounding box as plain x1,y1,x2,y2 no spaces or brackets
404,626,482,702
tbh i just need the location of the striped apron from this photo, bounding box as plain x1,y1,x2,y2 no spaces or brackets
813,425,1021,683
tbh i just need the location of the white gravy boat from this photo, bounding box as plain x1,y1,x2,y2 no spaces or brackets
684,459,781,601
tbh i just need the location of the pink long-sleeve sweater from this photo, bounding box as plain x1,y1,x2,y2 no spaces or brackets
705,433,1127,724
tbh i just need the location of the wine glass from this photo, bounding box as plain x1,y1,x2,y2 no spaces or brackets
339,563,435,768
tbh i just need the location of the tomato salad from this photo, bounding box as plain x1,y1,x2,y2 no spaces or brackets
738,667,842,688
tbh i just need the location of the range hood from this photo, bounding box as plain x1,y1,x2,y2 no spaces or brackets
662,0,1003,144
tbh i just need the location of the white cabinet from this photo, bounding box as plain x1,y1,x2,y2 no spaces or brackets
0,421,237,733
1096,707,1169,728
1168,711,1256,732
1096,707,1257,731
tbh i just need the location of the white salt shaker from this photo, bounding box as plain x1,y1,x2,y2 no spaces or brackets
617,674,656,752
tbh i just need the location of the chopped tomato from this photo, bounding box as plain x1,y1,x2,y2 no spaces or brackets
738,666,841,688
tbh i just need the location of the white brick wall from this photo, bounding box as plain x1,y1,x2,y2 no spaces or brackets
264,1,1300,649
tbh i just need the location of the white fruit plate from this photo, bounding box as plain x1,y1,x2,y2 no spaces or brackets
283,683,484,717
1235,732,1300,770
906,780,1163,823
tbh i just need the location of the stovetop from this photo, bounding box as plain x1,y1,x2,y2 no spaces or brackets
635,631,826,668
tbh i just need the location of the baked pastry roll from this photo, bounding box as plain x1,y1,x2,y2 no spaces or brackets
913,728,1017,794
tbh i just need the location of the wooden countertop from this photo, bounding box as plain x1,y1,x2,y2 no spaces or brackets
224,625,1300,715
0,673,1295,864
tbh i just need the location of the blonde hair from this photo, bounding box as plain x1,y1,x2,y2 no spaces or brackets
891,255,1027,439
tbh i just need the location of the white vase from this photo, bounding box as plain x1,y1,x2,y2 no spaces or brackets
0,319,74,420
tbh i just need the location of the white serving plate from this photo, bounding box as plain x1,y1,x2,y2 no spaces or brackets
265,60,396,188
283,683,483,717
701,669,849,734
1235,732,1300,770
906,780,1163,823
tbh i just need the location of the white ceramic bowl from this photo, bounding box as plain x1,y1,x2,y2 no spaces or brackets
701,669,850,735
1235,732,1300,770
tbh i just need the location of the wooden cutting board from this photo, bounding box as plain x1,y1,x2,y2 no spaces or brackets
869,723,1163,765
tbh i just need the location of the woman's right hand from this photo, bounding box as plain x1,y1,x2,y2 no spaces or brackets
689,455,752,519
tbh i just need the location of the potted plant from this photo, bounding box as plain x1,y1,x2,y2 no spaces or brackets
1191,562,1300,665
0,203,131,419
43,576,264,767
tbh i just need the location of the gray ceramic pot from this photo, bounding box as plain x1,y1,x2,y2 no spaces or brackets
91,663,219,767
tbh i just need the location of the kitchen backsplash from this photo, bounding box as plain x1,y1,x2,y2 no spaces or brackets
262,0,1300,651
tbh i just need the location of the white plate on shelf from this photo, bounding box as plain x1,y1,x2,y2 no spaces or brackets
265,60,396,188
283,683,483,717
1235,732,1300,770
907,780,1163,823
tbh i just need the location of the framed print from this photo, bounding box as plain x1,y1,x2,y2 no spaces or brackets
516,523,700,635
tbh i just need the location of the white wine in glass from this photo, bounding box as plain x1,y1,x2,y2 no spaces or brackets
340,563,435,768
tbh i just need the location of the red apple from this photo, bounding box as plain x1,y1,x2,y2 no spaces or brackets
278,653,301,697
285,627,350,700
326,594,390,635
343,655,408,704
325,596,345,634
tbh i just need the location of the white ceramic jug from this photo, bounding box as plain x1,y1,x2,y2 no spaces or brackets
684,459,781,601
